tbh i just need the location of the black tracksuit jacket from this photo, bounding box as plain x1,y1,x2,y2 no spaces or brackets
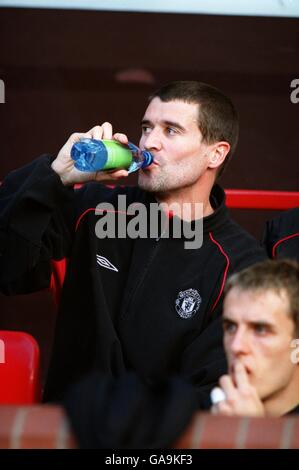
0,155,266,445
263,207,299,260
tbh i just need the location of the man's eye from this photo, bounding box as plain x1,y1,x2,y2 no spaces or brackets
142,126,151,134
254,324,268,335
223,321,236,333
166,127,177,135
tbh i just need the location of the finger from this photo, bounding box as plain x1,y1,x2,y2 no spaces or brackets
234,360,250,392
219,374,238,400
101,122,113,140
113,133,129,145
112,169,129,179
94,169,128,182
68,132,91,144
86,125,103,140
217,400,234,416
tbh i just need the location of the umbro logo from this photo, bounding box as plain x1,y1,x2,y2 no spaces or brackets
96,254,118,272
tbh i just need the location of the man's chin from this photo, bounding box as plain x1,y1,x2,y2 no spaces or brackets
138,179,153,192
138,175,158,192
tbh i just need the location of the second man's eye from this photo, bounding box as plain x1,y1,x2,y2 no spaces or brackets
254,324,269,335
223,320,237,334
166,127,177,136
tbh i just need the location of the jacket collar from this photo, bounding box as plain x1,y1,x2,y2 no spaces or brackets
142,184,229,235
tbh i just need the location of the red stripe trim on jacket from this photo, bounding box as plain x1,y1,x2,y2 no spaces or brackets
50,258,68,305
272,232,299,258
75,205,143,231
75,208,97,231
209,232,230,313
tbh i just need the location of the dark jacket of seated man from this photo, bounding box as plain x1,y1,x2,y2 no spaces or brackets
264,207,299,261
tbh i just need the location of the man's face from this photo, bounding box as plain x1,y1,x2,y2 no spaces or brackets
223,288,297,401
138,97,211,193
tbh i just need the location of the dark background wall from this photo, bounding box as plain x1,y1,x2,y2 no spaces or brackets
0,7,298,384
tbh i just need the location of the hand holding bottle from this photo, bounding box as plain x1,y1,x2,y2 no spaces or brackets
51,123,130,186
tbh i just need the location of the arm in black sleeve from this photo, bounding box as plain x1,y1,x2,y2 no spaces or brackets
63,372,198,449
263,207,299,260
179,304,227,409
0,155,75,294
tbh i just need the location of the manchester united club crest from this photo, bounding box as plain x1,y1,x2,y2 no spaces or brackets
175,288,202,319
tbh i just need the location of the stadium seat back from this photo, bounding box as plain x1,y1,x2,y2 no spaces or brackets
0,331,41,404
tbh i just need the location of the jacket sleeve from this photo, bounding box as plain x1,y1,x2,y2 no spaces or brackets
178,240,266,409
0,155,75,295
179,304,227,409
263,207,299,260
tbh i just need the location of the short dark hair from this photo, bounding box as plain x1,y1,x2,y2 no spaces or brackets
225,259,299,337
149,80,239,179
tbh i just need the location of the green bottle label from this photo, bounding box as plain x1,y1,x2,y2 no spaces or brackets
102,140,133,170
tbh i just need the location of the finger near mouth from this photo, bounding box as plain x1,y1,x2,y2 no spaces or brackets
231,363,251,376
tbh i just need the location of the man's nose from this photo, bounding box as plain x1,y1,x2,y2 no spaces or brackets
143,129,162,151
230,328,249,355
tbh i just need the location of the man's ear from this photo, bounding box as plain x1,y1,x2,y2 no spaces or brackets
208,142,230,169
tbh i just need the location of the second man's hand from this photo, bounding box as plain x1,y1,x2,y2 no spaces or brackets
211,360,265,417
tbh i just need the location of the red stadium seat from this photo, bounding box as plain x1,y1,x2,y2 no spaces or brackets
225,189,299,210
0,331,41,404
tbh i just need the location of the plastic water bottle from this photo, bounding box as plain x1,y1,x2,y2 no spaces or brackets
71,138,153,174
